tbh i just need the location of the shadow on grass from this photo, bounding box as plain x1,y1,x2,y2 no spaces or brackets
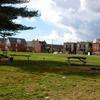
0,60,100,77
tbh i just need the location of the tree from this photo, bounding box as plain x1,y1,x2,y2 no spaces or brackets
0,0,39,53
0,0,39,37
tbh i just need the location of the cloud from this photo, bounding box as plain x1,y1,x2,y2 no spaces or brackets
27,0,100,42
36,30,63,44
36,30,81,44
63,32,81,42
80,0,100,12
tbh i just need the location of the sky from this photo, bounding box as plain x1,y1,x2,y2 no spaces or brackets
11,0,100,44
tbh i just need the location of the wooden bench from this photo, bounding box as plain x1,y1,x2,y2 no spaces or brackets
11,54,31,63
0,54,13,63
67,56,87,66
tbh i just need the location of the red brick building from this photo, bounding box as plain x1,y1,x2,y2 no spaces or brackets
0,38,5,51
1,38,47,52
32,40,46,53
27,40,63,53
27,41,34,52
93,43,100,55
92,39,100,55
7,37,27,52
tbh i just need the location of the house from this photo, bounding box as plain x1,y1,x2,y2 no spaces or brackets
46,44,63,53
0,38,5,51
63,42,77,54
32,40,46,53
7,37,27,51
63,42,92,54
93,43,100,55
76,42,92,54
27,39,63,53
92,39,100,55
27,41,34,52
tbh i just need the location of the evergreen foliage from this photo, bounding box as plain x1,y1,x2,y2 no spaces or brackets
0,0,39,37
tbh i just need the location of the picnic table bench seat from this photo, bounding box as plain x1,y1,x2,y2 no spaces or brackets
67,56,87,65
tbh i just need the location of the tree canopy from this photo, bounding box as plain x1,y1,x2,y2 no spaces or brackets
0,0,39,37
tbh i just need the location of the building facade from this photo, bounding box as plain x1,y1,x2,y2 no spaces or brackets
76,42,92,54
63,42,92,54
0,37,100,55
92,39,100,55
32,40,46,53
27,41,34,52
7,37,27,51
63,42,77,54
46,44,63,53
0,38,5,51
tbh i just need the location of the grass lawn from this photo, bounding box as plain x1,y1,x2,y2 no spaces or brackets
0,52,100,100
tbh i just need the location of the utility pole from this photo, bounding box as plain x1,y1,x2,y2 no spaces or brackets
51,40,53,53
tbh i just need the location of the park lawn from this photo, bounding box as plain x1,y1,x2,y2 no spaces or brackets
0,52,100,100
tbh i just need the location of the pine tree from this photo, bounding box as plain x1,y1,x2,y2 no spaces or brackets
0,0,39,37
0,0,39,54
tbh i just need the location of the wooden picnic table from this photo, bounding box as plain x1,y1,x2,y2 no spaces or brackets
67,56,87,65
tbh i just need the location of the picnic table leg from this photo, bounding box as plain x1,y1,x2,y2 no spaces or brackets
27,56,30,63
67,58,71,66
79,58,87,65
9,57,13,63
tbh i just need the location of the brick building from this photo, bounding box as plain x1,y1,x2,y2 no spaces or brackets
27,41,34,52
32,40,46,53
0,38,5,51
92,39,100,55
7,37,27,51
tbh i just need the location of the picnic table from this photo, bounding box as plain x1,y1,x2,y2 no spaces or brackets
67,56,87,65
0,54,13,62
11,54,31,63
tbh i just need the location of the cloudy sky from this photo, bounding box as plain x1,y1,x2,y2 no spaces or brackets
14,0,100,44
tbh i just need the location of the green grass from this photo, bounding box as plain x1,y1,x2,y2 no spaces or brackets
0,52,100,100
